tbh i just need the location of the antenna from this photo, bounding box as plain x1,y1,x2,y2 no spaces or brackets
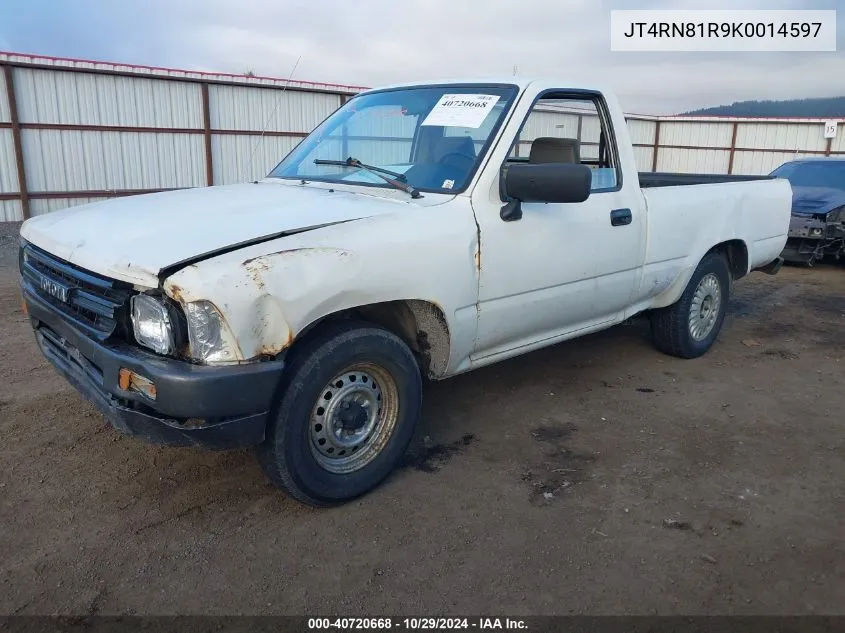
243,55,302,182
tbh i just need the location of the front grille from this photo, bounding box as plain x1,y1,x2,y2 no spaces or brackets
20,244,135,340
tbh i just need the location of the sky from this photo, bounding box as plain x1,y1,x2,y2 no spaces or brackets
1,0,843,114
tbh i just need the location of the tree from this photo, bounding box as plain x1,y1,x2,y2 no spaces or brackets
683,97,845,117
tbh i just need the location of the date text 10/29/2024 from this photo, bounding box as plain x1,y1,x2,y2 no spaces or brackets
307,618,529,630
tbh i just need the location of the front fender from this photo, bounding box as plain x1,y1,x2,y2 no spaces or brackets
161,201,480,370
164,246,364,359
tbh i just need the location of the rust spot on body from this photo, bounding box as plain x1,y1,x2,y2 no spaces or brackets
168,284,184,303
257,344,283,357
254,329,295,359
243,258,270,290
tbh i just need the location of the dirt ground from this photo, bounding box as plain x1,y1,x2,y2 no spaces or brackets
1,233,844,615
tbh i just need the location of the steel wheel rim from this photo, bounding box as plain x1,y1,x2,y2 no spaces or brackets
308,362,400,474
688,272,722,341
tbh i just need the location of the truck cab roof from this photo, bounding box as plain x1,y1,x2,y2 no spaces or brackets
357,77,613,97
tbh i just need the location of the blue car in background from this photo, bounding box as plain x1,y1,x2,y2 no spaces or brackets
769,158,845,266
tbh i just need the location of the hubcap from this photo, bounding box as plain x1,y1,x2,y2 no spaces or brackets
309,362,400,474
688,273,723,341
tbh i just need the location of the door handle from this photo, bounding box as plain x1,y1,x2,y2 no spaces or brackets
610,208,632,226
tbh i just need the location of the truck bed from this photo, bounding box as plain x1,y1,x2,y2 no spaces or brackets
639,172,774,188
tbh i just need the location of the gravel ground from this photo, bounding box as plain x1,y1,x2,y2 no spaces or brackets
1,229,844,615
0,222,22,268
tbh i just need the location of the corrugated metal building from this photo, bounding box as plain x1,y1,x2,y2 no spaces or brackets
0,52,363,221
1,51,843,222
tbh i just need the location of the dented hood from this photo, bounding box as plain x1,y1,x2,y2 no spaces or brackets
20,180,428,287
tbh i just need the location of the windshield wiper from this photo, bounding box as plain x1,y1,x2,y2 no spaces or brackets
314,157,421,199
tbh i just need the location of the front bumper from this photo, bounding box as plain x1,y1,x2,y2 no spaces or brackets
782,216,845,265
23,283,285,450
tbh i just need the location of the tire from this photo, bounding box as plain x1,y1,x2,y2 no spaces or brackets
256,321,422,507
649,252,731,359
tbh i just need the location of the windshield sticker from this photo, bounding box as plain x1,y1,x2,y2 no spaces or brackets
442,179,455,189
421,94,501,128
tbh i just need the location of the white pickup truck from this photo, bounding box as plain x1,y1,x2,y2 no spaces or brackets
19,78,792,506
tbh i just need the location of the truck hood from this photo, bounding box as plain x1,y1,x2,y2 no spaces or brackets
20,181,427,287
790,186,845,218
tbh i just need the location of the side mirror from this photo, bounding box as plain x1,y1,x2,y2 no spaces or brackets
500,163,592,222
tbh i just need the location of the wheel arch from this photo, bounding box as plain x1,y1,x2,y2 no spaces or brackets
710,238,749,281
289,299,452,379
651,238,748,310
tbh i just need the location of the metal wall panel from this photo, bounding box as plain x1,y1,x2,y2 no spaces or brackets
0,130,18,193
13,68,203,128
580,115,602,144
580,144,599,160
520,111,581,141
344,114,415,164
520,109,653,147
660,121,733,148
209,84,341,132
345,107,416,164
657,147,730,174
0,68,10,123
1,200,22,222
306,137,414,171
830,128,845,153
21,129,206,191
732,151,820,175
632,145,654,172
350,106,417,139
626,118,656,146
736,122,827,152
30,197,109,216
346,139,412,165
211,134,301,185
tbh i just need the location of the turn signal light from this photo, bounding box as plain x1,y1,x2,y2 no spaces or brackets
118,368,157,400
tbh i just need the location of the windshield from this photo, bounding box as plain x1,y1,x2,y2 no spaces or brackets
268,84,519,194
770,161,845,192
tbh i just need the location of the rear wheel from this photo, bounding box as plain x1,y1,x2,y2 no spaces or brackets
650,252,731,359
256,321,422,507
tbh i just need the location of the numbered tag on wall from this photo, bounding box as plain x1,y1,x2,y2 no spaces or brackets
824,121,838,139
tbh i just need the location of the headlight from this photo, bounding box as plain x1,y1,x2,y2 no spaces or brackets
130,295,175,355
184,300,240,364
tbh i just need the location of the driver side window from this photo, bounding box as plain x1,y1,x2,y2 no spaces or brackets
507,94,620,192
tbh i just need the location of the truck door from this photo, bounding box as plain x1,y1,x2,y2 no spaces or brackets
470,91,644,361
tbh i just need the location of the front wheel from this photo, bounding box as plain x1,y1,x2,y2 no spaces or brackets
650,252,731,359
256,322,422,507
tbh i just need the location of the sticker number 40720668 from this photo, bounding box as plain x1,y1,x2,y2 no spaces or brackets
421,94,501,129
